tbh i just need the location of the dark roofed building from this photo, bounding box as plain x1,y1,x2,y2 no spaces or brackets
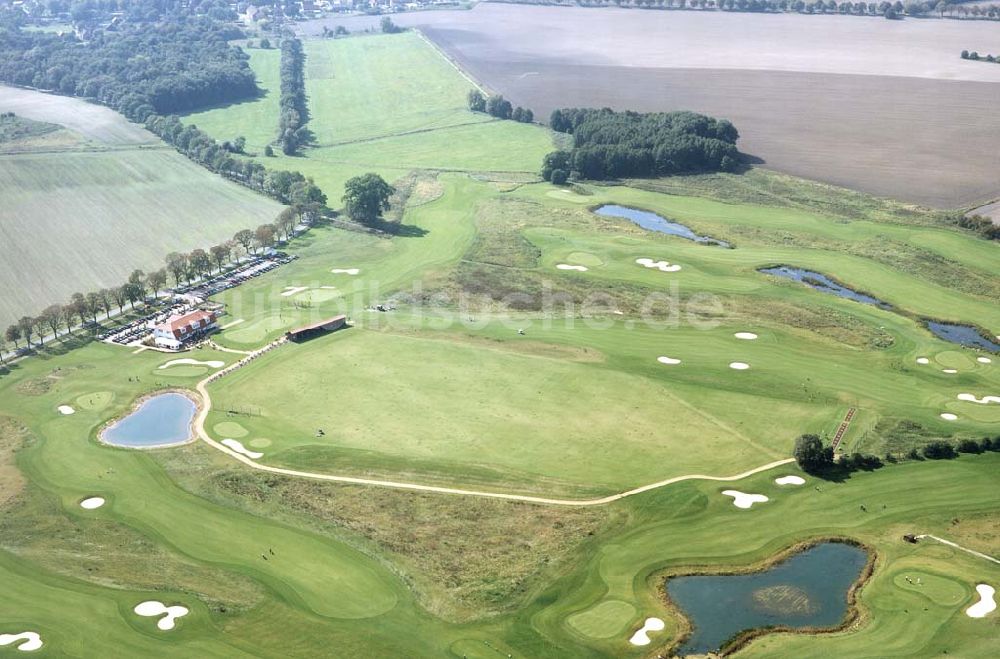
286,315,347,342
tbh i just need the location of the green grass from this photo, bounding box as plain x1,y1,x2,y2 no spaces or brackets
181,33,556,203
2,21,999,659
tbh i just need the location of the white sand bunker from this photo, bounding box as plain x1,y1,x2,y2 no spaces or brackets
221,438,263,459
978,357,993,364
158,359,224,370
729,362,750,370
916,357,930,365
734,332,758,340
80,496,105,509
636,258,682,272
722,490,769,509
957,393,1000,405
0,632,43,652
134,601,189,631
628,617,665,646
657,356,681,365
320,285,338,290
57,405,75,415
281,286,308,297
966,584,996,618
942,369,958,374
775,475,806,486
331,268,360,275
940,413,958,421
556,264,588,271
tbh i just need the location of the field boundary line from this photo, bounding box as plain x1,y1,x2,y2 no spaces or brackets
915,535,1000,566
193,361,793,505
413,28,488,95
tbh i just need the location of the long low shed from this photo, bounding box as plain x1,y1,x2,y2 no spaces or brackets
286,315,348,342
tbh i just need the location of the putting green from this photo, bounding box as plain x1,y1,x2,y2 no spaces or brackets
213,421,248,438
248,438,272,448
892,571,968,607
565,251,604,267
546,189,591,203
159,365,207,378
565,599,636,639
934,351,976,370
75,391,113,411
297,288,341,304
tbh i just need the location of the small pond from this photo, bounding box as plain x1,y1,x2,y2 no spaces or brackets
101,392,197,448
594,205,730,247
666,542,868,656
760,266,892,309
925,322,1000,353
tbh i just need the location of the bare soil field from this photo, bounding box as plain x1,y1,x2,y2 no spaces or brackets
300,6,1000,208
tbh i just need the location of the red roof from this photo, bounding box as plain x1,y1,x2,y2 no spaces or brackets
159,310,216,333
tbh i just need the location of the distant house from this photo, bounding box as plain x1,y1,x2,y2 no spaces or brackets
286,315,347,342
244,5,260,21
153,310,218,349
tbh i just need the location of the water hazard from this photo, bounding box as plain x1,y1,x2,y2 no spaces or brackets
925,322,1000,353
594,205,730,247
101,392,197,448
760,266,892,309
666,542,868,656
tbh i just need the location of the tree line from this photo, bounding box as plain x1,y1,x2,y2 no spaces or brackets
792,432,1000,480
0,14,258,122
278,37,309,156
542,108,740,182
467,91,535,123
961,49,1000,63
951,213,1000,241
144,114,327,213
0,213,304,361
504,0,1000,20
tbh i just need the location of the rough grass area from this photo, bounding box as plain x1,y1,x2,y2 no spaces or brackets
157,444,619,622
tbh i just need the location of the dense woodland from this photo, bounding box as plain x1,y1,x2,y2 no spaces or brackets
544,108,740,181
278,37,309,155
0,15,257,121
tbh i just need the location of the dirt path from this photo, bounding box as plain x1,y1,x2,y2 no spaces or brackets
916,535,1000,566
831,407,857,453
193,350,794,505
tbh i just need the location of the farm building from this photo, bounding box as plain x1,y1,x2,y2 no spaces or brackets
153,310,218,349
286,315,347,342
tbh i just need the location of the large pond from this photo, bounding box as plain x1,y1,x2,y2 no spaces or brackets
101,392,197,448
666,542,868,656
594,205,731,247
760,266,892,309
926,321,1000,353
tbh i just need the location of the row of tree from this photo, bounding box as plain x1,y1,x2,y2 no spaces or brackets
0,214,304,360
467,91,535,123
961,50,1000,63
542,108,740,182
792,433,1000,480
277,37,309,155
143,114,327,212
513,0,1000,20
0,14,258,122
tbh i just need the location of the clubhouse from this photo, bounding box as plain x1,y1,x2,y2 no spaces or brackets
153,310,218,349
